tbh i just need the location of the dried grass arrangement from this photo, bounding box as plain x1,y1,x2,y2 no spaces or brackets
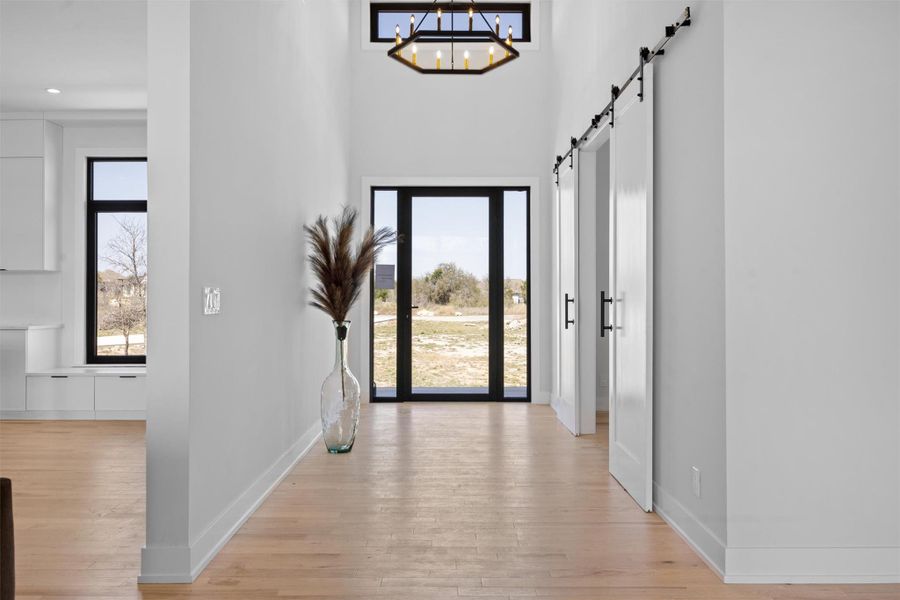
304,206,396,324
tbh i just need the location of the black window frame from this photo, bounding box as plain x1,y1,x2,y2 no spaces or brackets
369,2,532,43
369,186,531,403
85,157,148,365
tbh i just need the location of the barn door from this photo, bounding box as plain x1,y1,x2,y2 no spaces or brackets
552,153,580,435
608,63,654,511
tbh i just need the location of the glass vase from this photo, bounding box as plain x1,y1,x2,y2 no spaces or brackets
320,321,361,453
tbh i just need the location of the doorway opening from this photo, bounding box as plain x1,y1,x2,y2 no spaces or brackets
369,187,530,402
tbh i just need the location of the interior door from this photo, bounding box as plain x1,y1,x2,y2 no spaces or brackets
553,155,579,434
608,63,654,511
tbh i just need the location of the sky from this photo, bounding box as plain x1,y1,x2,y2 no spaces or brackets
373,190,528,280
92,161,147,273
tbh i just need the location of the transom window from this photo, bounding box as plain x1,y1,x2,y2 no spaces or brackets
369,2,531,43
86,158,148,364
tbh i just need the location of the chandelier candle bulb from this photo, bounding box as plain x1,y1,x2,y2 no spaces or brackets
385,1,520,75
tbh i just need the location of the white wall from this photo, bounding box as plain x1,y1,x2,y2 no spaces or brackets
348,0,553,401
723,0,900,582
0,272,60,325
0,121,146,365
142,0,351,582
58,123,146,366
550,0,728,571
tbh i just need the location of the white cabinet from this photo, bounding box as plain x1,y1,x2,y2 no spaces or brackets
95,375,147,411
0,158,45,269
26,375,94,411
0,119,61,271
0,326,59,412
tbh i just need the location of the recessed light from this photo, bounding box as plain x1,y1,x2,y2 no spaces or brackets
45,88,61,94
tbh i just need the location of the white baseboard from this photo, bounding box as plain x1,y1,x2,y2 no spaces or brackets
653,482,726,578
1,410,145,420
138,545,191,584
96,410,145,420
2,410,95,420
138,420,322,584
532,390,550,404
724,546,900,584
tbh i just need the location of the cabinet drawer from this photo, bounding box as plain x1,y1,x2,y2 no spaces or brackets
0,120,44,157
94,376,146,411
26,376,94,411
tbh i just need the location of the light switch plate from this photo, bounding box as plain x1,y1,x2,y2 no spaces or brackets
691,466,701,498
203,287,221,315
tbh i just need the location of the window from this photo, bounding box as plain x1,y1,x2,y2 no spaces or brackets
86,158,148,364
369,2,531,43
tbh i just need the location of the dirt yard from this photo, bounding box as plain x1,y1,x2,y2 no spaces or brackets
372,305,527,389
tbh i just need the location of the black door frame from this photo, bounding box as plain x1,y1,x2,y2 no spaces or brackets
370,186,531,403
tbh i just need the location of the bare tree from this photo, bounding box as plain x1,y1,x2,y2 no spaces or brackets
100,216,147,355
101,283,145,355
103,216,147,301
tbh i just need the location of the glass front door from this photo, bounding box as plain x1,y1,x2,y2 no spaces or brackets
371,187,530,401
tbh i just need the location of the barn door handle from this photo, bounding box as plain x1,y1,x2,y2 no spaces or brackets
600,291,613,337
564,293,575,329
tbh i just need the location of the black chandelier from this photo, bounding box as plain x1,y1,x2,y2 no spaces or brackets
387,0,520,74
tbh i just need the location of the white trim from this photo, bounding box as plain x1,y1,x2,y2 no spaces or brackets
72,146,146,366
531,390,550,404
653,482,726,579
1,110,146,124
1,410,94,420
1,409,145,420
357,176,544,403
359,0,542,52
724,547,900,584
138,420,322,583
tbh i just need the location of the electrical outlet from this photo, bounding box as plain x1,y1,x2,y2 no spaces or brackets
203,287,221,315
691,466,701,498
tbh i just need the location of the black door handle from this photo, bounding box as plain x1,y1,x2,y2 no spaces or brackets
564,293,575,329
600,290,613,337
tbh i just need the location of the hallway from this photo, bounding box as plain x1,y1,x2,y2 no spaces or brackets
2,405,898,598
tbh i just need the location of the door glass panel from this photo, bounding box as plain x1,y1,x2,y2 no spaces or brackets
411,195,490,393
372,190,398,398
504,191,528,397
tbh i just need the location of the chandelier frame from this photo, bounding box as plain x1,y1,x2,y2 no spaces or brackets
386,0,520,75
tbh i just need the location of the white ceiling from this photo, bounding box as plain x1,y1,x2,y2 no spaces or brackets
0,0,146,113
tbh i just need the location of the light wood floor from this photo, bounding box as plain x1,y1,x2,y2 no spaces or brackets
1,404,897,599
